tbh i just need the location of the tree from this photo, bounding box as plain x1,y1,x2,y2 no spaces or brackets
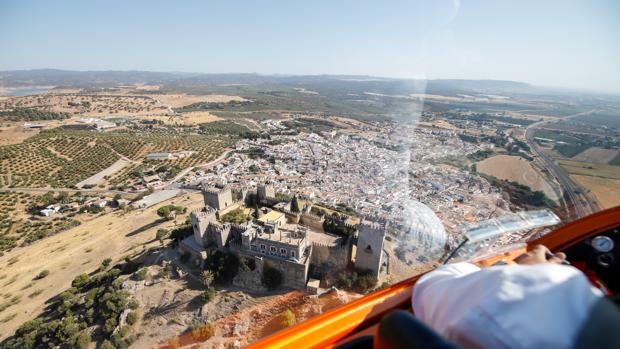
40,191,55,206
279,309,296,328
157,205,185,221
201,270,214,287
101,258,112,269
290,196,300,212
239,257,256,272
200,288,216,304
262,265,283,290
157,206,171,220
128,299,140,309
100,340,115,349
133,268,148,281
72,273,89,290
33,270,50,280
126,311,139,325
219,208,250,224
204,251,240,284
73,331,91,349
57,191,70,204
156,228,169,243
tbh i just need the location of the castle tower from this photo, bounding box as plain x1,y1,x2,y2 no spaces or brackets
257,182,275,201
190,207,217,248
241,227,256,250
355,219,387,278
208,223,231,249
202,184,233,210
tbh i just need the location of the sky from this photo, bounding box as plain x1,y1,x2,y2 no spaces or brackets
0,0,619,92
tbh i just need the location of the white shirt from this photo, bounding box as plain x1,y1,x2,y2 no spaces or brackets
411,263,603,349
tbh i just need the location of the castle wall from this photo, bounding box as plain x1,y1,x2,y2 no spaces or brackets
300,212,324,233
265,252,311,289
238,249,311,289
310,241,349,267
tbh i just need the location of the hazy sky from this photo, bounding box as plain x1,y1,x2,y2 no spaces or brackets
1,0,619,92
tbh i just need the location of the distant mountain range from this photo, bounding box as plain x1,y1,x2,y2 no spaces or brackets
0,69,534,95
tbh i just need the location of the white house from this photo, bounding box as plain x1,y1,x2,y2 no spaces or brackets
40,204,61,216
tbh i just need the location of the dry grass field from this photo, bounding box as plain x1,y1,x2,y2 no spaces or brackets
0,123,40,145
571,175,620,209
0,192,204,340
1,118,79,146
571,147,618,164
0,94,168,116
477,155,559,202
0,91,248,119
173,111,222,125
152,94,247,108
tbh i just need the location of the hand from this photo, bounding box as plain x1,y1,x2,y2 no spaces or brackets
514,244,567,265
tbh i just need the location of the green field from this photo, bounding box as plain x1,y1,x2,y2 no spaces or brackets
609,153,620,166
534,129,582,144
534,129,597,158
554,143,591,158
558,159,620,180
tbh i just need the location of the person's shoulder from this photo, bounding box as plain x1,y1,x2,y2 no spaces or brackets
490,264,589,284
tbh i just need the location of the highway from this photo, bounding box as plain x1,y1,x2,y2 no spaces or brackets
524,111,601,219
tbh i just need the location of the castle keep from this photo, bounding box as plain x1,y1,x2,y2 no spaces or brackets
202,184,233,211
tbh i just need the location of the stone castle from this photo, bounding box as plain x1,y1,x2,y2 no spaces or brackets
180,182,388,290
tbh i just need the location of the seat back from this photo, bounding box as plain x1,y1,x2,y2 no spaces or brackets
375,310,461,349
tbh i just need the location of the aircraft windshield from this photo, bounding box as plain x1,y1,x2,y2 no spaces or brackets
0,1,618,349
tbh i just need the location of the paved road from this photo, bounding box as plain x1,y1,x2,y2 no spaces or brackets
524,111,601,219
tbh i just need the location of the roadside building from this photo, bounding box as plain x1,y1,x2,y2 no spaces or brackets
146,152,173,161
40,204,61,217
93,199,108,208
143,174,163,188
146,151,193,161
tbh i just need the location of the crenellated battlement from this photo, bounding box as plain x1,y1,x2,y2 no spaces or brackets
202,185,230,195
300,212,323,221
209,222,230,234
281,208,301,216
190,206,218,218
358,217,388,232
